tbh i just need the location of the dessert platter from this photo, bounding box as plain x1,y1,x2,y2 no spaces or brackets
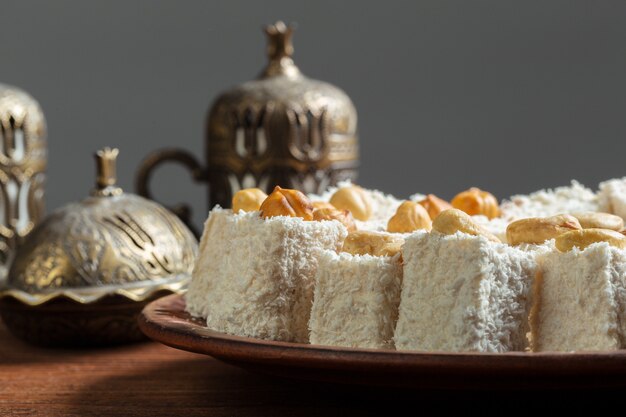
140,178,626,388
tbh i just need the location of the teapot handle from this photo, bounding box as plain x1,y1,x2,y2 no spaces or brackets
135,148,207,237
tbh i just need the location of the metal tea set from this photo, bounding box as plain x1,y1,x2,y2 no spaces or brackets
0,22,360,346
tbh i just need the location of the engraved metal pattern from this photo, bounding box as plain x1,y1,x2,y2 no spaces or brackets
0,294,166,346
8,195,196,294
0,84,47,279
136,21,359,231
2,148,197,304
207,21,359,206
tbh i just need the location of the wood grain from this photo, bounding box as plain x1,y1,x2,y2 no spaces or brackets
1,319,462,417
1,316,624,416
0,321,361,416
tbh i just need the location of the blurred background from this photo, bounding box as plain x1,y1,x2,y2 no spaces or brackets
2,0,626,227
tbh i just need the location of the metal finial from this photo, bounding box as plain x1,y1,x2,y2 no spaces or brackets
261,21,300,78
265,21,294,60
93,147,123,196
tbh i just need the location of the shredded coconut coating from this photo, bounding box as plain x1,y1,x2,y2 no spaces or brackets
395,232,538,352
309,250,403,349
186,207,347,343
500,180,600,221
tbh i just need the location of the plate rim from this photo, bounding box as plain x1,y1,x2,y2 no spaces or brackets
139,293,626,378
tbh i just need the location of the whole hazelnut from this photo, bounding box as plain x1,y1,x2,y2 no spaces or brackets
329,186,373,221
313,207,357,232
451,187,500,219
387,201,432,233
260,186,314,220
232,188,268,213
418,194,452,220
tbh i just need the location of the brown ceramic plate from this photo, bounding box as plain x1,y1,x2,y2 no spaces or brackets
139,294,626,389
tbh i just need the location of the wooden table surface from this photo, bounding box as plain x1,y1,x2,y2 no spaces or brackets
0,321,421,417
1,321,623,416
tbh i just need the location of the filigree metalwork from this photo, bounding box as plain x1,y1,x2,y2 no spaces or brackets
0,84,47,280
206,21,360,205
0,292,172,346
0,148,196,346
3,148,197,302
136,21,359,232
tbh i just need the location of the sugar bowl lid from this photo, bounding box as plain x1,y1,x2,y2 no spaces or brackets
1,147,197,305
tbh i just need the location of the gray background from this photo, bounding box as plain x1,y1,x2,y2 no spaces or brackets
2,0,625,228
